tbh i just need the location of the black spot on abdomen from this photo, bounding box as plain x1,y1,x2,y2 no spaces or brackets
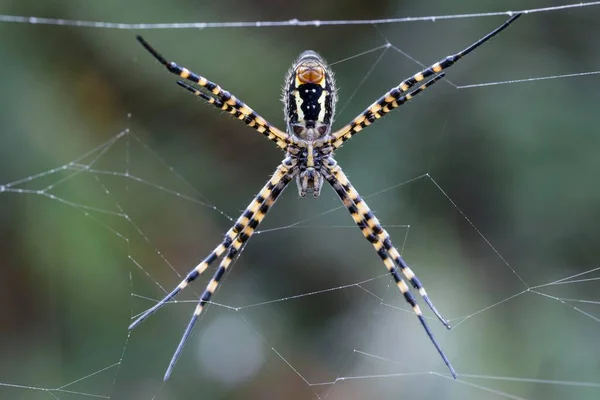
299,83,323,121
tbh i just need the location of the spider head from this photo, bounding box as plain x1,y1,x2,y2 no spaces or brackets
284,50,337,141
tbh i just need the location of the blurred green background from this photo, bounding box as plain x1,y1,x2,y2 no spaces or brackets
1,1,599,399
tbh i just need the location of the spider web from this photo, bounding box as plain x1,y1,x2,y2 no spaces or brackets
1,1,600,399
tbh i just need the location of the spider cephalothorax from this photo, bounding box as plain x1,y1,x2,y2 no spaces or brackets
132,13,521,382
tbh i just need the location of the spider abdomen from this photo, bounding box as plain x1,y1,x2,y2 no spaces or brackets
284,50,338,140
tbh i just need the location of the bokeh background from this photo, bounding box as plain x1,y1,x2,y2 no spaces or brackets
1,1,599,399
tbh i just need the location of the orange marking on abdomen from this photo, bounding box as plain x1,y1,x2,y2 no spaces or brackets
297,65,325,84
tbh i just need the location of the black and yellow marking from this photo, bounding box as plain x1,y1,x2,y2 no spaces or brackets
285,51,336,129
331,72,446,148
137,36,291,150
128,164,293,333
176,81,288,150
323,162,457,379
326,163,450,328
330,13,521,148
163,168,294,381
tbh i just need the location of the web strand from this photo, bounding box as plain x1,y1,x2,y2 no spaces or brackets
1,2,600,29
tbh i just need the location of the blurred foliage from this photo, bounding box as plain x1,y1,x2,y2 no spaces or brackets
1,1,599,399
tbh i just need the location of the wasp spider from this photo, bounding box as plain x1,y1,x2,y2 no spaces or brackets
132,14,521,381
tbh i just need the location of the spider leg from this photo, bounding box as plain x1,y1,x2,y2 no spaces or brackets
129,163,295,331
175,80,288,150
137,36,291,150
325,161,450,327
322,161,457,379
330,13,521,148
331,73,445,149
163,166,296,381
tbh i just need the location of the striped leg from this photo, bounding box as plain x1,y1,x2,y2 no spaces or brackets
322,161,456,378
137,36,291,150
174,81,287,150
330,13,521,148
163,168,295,381
330,73,445,149
325,162,450,327
129,163,294,331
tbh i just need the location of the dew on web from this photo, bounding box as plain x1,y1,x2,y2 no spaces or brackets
2,2,600,400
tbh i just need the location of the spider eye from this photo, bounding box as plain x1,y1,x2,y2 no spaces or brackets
292,124,304,135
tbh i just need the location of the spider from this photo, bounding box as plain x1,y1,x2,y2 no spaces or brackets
131,13,521,381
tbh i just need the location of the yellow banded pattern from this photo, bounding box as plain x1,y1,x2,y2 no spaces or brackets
137,36,291,150
329,13,521,148
322,161,456,378
325,162,451,328
128,164,293,333
331,73,446,148
162,166,294,381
